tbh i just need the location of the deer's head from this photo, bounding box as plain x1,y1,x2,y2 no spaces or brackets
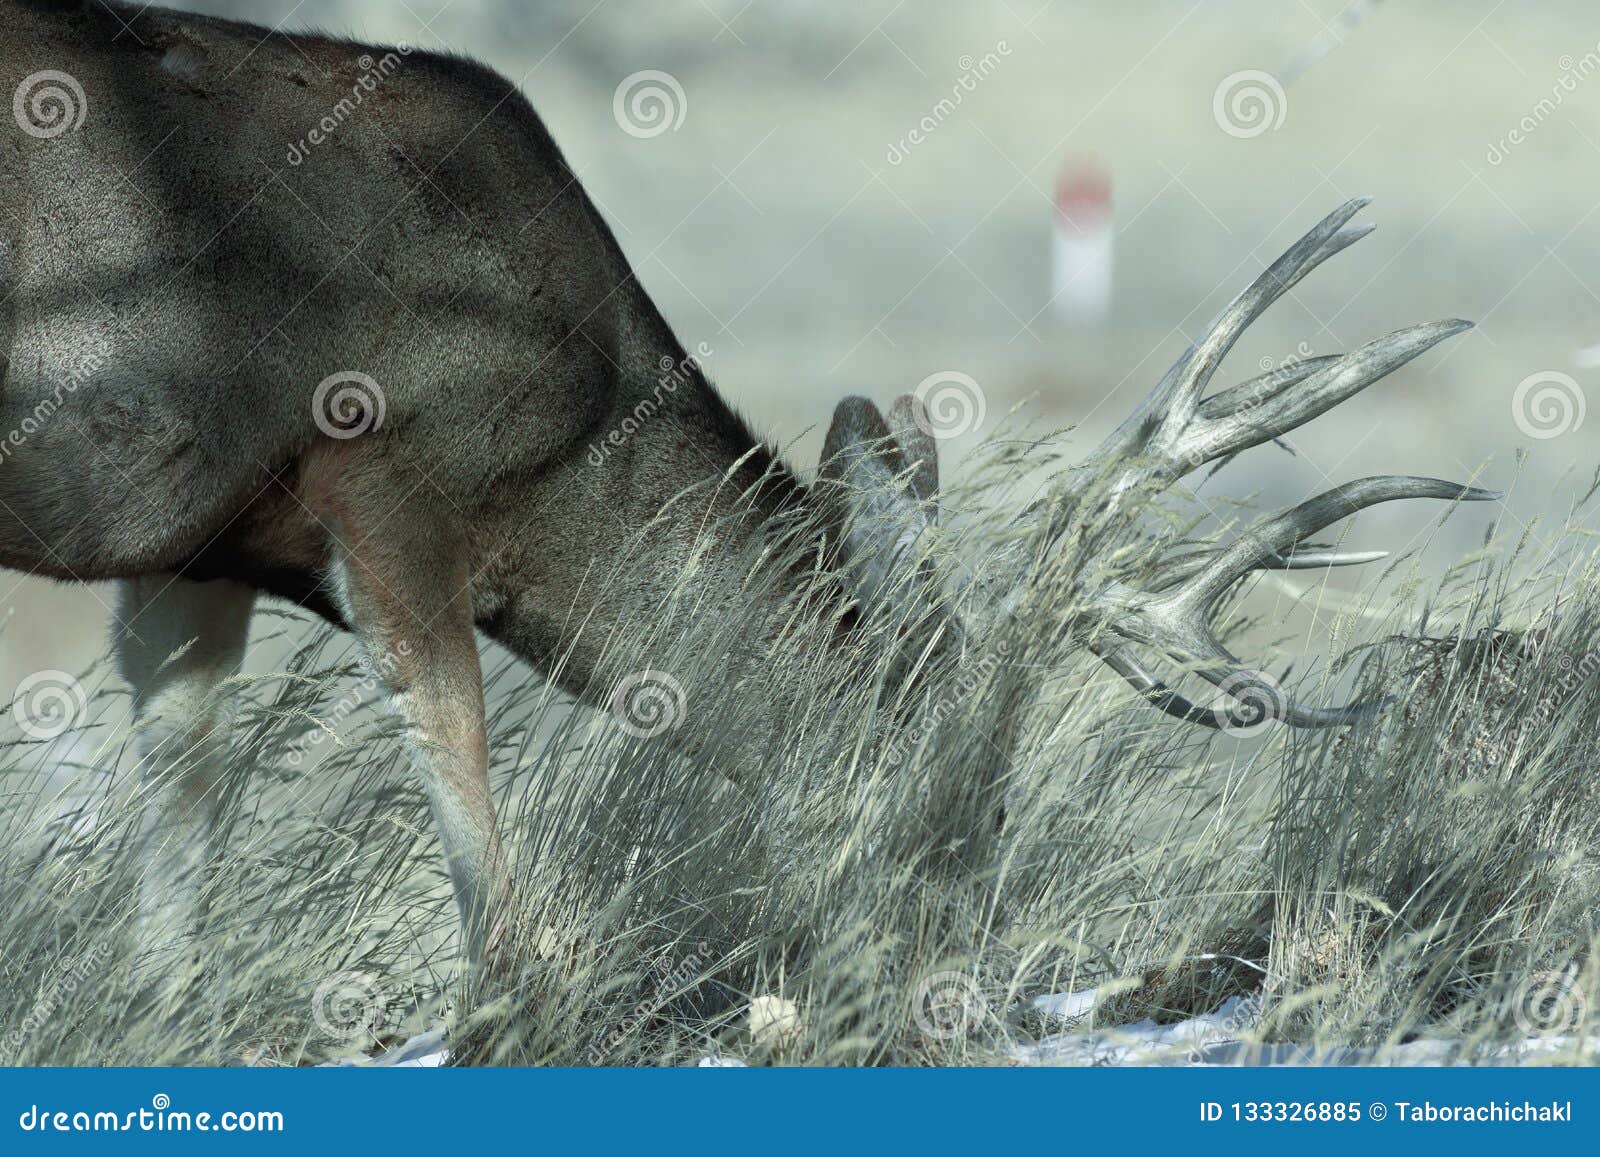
816,199,1500,732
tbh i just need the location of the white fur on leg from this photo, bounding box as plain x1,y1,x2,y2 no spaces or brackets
114,575,254,975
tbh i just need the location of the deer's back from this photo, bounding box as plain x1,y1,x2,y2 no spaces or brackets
0,1,637,583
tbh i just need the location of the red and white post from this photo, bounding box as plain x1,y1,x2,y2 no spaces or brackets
1051,160,1114,328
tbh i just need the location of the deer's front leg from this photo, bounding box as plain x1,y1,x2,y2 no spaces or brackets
115,575,255,985
323,510,511,968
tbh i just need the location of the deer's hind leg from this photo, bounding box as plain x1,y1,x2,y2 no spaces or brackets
315,496,511,970
115,574,255,980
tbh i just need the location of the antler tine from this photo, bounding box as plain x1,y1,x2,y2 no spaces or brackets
1175,476,1502,613
1094,625,1380,730
1092,643,1241,729
1196,355,1343,421
1188,319,1473,466
850,199,1503,736
1272,221,1374,299
1074,202,1379,518
1152,542,1389,591
1101,197,1372,461
1190,656,1385,728
1090,475,1500,728
1167,199,1371,413
1259,545,1390,570
1094,600,1388,727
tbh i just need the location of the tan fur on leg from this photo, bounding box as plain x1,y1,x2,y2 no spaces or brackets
320,506,511,969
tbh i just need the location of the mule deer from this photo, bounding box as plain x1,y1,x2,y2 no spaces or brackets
0,2,1496,975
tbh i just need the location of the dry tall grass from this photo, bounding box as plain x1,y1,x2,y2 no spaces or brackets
1,427,1595,1066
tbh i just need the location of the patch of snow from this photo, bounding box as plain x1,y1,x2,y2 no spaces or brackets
325,1027,449,1068
1029,988,1098,1024
1010,990,1600,1067
1014,993,1260,1066
312,990,1600,1069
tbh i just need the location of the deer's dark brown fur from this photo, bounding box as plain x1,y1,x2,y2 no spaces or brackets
0,1,1498,985
2,0,811,973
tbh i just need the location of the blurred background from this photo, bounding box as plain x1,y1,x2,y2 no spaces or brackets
9,0,1600,739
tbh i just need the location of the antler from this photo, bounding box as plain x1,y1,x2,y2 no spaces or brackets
821,198,1500,731
1062,197,1499,729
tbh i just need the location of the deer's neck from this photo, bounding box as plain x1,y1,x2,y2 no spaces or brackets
480,339,821,734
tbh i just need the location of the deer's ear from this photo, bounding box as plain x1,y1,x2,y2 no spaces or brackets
820,395,899,484
820,395,933,612
886,394,939,519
